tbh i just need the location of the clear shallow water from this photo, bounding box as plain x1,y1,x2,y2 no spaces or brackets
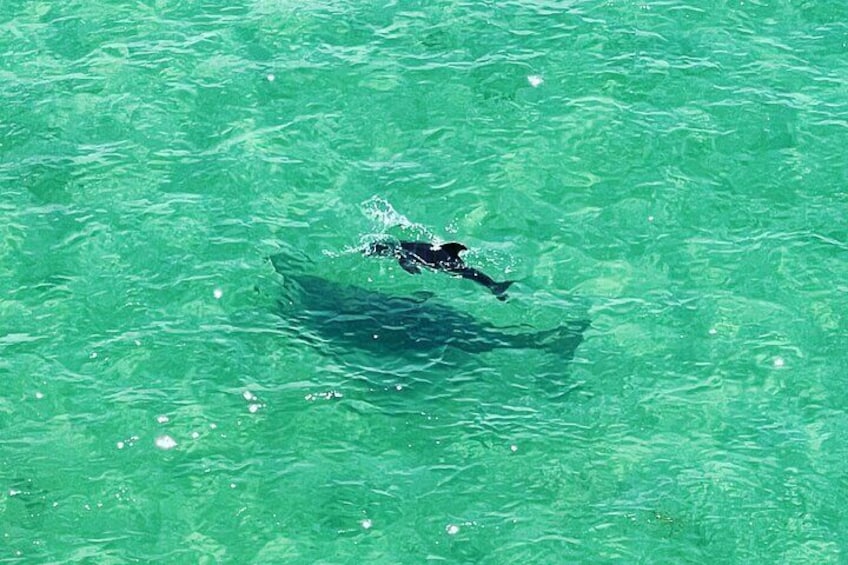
2,0,847,562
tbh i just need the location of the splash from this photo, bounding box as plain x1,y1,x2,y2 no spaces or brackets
321,196,428,258
359,195,439,244
361,195,416,231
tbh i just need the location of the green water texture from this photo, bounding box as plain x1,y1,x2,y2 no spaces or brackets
2,0,847,562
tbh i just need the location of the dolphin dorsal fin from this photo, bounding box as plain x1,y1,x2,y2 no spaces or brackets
441,242,467,258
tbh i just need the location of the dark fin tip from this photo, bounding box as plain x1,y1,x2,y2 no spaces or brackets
442,242,468,256
491,280,516,300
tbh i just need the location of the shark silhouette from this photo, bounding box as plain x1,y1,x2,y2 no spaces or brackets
364,240,515,300
270,250,587,359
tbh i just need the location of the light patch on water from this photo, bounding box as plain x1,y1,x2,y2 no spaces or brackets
774,356,785,368
361,518,373,529
213,288,223,299
155,435,177,450
35,391,44,399
267,73,275,82
527,74,544,87
510,444,518,452
446,524,460,535
156,415,169,424
248,403,262,413
243,390,257,402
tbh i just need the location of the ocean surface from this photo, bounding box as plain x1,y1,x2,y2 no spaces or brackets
2,1,847,562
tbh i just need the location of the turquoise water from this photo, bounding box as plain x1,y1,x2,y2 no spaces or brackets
2,0,847,562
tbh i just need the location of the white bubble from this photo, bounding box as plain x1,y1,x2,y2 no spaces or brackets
708,328,717,335
267,73,275,82
156,415,169,424
89,352,98,359
773,357,785,368
209,423,217,429
648,215,655,222
116,441,125,449
243,390,257,402
248,403,262,413
510,444,518,452
35,391,44,400
191,431,200,439
213,288,223,300
446,524,460,535
395,384,403,391
230,483,237,489
361,519,373,529
527,74,544,87
155,435,177,450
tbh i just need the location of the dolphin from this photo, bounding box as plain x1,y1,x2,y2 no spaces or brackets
270,251,588,359
365,240,516,300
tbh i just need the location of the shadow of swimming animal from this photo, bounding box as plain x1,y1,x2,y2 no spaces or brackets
364,240,515,301
270,251,588,359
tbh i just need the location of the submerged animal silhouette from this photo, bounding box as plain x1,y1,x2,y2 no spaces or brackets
270,251,588,358
365,240,515,300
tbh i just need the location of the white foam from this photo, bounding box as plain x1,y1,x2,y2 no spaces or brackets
155,435,177,450
527,74,544,87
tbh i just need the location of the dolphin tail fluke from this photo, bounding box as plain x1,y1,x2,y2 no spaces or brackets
491,280,516,301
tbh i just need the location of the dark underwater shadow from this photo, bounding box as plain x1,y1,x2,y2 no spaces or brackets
268,250,590,365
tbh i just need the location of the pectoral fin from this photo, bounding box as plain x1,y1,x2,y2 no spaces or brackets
398,257,422,274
